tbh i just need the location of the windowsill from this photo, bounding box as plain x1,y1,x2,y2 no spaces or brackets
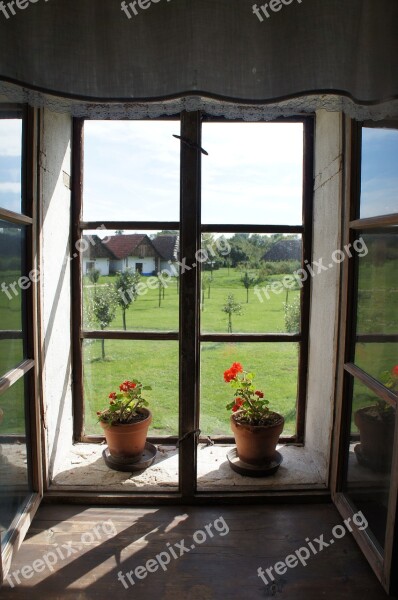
49,443,326,493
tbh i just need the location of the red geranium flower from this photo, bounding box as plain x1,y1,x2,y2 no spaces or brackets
224,369,236,383
392,365,398,377
231,362,243,373
109,392,117,399
255,390,264,398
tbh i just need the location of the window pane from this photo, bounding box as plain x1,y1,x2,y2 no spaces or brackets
0,377,31,546
83,120,180,222
355,233,398,384
200,233,302,334
200,342,298,437
83,340,178,436
82,230,180,332
360,127,398,218
0,220,25,375
202,122,303,225
344,378,395,550
0,119,22,214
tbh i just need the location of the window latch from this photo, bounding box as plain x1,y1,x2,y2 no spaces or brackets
176,428,201,448
172,135,208,156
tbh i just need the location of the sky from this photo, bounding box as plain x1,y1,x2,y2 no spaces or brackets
83,120,304,227
1,119,397,223
0,119,22,216
360,127,398,218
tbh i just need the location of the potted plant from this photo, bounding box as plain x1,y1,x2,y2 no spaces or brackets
354,365,397,472
97,378,152,461
224,362,284,465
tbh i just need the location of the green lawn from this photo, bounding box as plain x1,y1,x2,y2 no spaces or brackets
82,267,300,437
0,270,24,376
83,267,299,334
82,259,398,438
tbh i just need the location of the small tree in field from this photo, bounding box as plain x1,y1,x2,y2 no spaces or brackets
201,274,212,310
88,268,100,295
284,294,301,333
89,285,117,359
222,294,242,333
114,269,141,330
241,270,258,304
156,274,167,307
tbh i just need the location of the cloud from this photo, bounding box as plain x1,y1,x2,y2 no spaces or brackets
0,182,21,193
0,120,22,157
82,120,304,225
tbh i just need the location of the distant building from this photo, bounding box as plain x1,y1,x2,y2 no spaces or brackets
82,235,115,276
262,239,302,262
151,234,179,272
82,233,179,276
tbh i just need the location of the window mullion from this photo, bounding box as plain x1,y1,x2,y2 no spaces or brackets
179,111,201,500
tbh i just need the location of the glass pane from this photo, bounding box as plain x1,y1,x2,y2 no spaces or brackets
200,233,302,334
344,378,396,549
202,122,303,225
83,340,178,436
200,342,298,437
360,127,398,218
0,221,25,375
0,377,31,546
0,119,22,214
355,233,398,384
82,230,179,332
83,120,180,222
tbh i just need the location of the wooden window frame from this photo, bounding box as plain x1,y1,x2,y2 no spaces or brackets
0,105,42,582
71,114,314,459
332,119,398,596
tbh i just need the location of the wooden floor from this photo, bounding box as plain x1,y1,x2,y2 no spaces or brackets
1,503,392,599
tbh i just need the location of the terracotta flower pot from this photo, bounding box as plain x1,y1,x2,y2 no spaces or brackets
230,412,284,465
354,406,395,471
100,408,152,460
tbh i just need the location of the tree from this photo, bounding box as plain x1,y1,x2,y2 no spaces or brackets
222,294,242,333
89,285,117,359
87,268,100,295
114,269,141,330
241,270,258,303
284,294,301,333
157,274,166,307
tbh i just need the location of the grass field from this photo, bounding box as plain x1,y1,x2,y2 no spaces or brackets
1,258,396,439
82,266,301,436
82,258,398,437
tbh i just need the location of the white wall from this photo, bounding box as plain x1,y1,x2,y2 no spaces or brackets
38,108,73,483
126,256,155,275
94,258,109,276
305,110,344,482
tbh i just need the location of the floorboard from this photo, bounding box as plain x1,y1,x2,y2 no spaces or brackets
0,503,392,599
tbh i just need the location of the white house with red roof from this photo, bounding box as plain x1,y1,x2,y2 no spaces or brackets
82,233,179,277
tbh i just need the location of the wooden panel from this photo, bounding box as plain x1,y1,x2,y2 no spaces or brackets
0,208,33,226
178,111,201,500
344,363,397,407
201,224,304,234
0,360,34,396
71,119,84,442
81,331,179,341
80,221,180,231
350,213,398,230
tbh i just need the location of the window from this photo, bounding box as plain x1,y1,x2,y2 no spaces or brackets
0,108,39,552
72,113,313,493
340,123,398,553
